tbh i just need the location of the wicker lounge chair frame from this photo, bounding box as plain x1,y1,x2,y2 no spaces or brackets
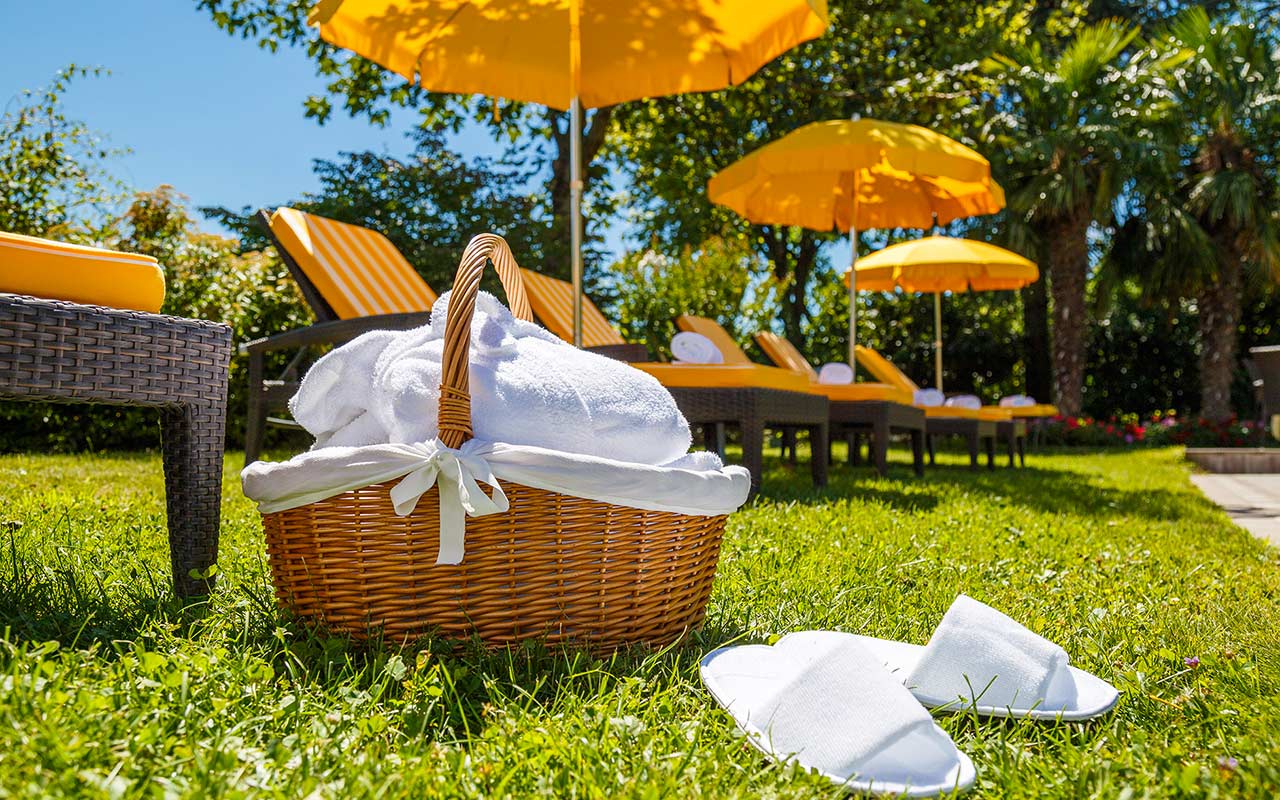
0,293,231,597
673,387,828,494
753,336,925,476
923,416,997,470
242,209,436,463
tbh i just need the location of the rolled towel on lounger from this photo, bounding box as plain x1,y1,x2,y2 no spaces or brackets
944,394,982,410
999,394,1037,407
671,331,724,364
914,388,945,407
817,362,854,385
291,290,695,466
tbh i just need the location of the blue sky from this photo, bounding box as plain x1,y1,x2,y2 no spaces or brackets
0,2,501,231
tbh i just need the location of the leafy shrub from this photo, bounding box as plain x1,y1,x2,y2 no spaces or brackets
608,236,785,360
1036,410,1270,448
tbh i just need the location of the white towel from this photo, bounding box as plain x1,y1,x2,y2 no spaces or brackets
944,394,982,410
914,388,945,407
817,362,854,385
671,331,724,364
905,595,1079,710
999,394,1037,407
290,290,694,466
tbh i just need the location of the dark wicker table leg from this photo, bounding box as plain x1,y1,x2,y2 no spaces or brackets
0,293,231,598
161,399,227,596
968,431,980,470
985,435,996,470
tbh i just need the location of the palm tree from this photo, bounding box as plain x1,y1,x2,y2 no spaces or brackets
1167,10,1280,420
981,21,1173,416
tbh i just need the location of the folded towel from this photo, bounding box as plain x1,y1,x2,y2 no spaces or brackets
944,394,982,410
817,362,854,385
999,394,1037,407
905,594,1079,710
291,290,694,466
671,331,724,364
914,388,945,407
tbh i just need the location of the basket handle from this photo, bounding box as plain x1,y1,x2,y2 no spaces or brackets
437,233,534,449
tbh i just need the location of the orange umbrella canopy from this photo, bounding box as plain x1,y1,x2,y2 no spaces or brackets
309,0,830,110
707,119,1005,231
848,236,1039,293
847,236,1039,391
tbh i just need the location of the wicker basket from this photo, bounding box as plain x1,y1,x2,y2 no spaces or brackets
260,234,730,647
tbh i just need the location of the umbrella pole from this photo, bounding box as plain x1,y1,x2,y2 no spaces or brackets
933,291,943,392
570,96,584,347
568,0,584,347
847,226,858,374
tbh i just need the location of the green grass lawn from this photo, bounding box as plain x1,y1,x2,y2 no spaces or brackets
1,445,1278,798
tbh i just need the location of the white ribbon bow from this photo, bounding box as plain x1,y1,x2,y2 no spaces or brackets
387,440,510,565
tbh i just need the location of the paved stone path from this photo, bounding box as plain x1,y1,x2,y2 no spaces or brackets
1191,474,1280,547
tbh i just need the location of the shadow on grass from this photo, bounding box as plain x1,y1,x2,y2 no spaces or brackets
749,445,1203,523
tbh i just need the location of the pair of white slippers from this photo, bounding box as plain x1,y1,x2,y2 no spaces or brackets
700,595,1120,796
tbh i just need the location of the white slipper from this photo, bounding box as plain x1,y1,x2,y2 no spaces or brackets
700,635,976,796
778,595,1120,721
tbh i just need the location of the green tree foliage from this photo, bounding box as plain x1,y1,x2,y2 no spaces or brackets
977,20,1180,416
0,66,126,239
607,236,784,360
1152,10,1278,419
206,130,561,289
611,0,1053,347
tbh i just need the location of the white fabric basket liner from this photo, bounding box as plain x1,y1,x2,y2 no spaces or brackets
242,439,751,565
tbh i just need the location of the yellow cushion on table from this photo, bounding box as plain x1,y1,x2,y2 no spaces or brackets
810,382,915,404
632,363,813,392
0,231,165,313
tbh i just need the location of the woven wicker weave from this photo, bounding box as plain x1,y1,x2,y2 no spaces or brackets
260,235,730,646
0,293,231,597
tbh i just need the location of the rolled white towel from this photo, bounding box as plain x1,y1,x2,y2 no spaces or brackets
999,394,1037,407
914,388,945,407
944,394,982,410
817,362,854,385
671,331,724,364
291,290,694,466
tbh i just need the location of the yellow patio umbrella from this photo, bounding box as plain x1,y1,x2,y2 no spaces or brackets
310,0,830,346
848,235,1038,391
707,118,1004,369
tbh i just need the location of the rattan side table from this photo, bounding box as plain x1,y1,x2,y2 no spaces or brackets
0,293,232,597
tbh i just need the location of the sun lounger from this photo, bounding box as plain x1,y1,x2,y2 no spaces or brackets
854,345,1023,469
754,331,925,476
